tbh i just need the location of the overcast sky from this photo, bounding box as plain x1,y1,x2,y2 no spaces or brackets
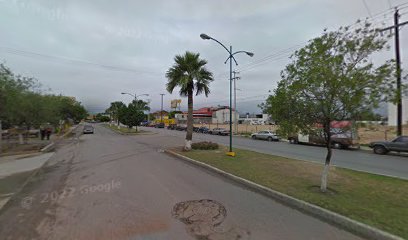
1,0,407,114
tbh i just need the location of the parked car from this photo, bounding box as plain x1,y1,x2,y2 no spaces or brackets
27,129,40,138
167,124,177,130
209,128,229,136
176,125,187,131
140,121,149,126
198,127,209,134
369,136,408,155
251,131,279,141
83,125,94,134
155,123,165,128
287,121,359,149
193,127,200,132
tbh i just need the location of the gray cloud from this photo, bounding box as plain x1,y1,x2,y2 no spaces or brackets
1,0,407,113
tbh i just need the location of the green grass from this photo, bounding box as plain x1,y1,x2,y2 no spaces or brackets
175,146,408,239
104,124,150,135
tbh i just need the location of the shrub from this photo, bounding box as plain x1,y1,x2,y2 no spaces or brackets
192,141,219,150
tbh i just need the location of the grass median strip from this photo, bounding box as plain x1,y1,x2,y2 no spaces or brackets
104,124,151,135
173,146,408,239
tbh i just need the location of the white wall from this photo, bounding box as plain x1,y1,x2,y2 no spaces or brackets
212,109,238,124
388,99,408,126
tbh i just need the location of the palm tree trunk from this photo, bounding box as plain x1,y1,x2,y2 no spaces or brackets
185,89,193,150
321,122,332,192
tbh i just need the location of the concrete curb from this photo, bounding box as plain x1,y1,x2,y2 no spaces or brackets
40,125,78,152
165,149,404,240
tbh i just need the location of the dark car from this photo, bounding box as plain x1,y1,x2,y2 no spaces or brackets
83,125,94,134
176,125,187,131
155,123,165,128
167,124,177,130
198,127,209,134
369,136,408,155
193,127,200,132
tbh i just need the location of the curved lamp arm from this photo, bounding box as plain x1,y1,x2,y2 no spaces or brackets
224,51,254,65
200,33,238,65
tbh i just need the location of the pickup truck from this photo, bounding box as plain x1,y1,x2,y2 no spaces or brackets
287,121,359,149
369,136,408,155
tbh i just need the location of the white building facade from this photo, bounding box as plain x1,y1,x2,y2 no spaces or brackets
211,108,239,124
388,99,408,126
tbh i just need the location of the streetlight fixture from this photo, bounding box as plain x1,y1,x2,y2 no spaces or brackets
121,92,149,101
200,33,254,157
121,92,150,123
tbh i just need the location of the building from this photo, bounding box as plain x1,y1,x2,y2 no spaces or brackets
212,107,239,124
151,110,169,121
238,113,273,125
388,100,408,126
174,106,239,125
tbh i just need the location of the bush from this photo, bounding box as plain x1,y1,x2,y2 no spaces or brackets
192,141,219,150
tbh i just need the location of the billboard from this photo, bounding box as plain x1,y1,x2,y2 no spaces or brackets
171,99,182,109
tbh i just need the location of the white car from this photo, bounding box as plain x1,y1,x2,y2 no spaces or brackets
251,131,279,141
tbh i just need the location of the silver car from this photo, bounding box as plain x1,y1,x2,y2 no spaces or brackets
209,128,229,136
251,131,279,141
83,125,94,134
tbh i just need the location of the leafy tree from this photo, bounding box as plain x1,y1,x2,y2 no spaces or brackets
166,51,213,150
118,101,146,131
0,64,38,128
131,99,150,112
262,22,396,192
106,101,126,125
95,113,110,122
168,111,182,119
0,64,87,145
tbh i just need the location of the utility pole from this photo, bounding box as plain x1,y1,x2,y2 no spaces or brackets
381,8,408,136
160,94,165,123
146,99,151,123
232,71,241,134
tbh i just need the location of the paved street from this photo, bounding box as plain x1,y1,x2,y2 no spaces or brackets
0,124,362,240
142,127,408,179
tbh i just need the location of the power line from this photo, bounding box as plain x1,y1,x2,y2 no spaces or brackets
215,5,404,78
362,0,373,17
0,46,164,76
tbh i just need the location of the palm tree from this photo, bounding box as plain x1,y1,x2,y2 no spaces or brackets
166,51,213,150
106,101,125,126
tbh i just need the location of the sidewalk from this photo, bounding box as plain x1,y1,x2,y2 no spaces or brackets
0,152,54,210
0,152,54,178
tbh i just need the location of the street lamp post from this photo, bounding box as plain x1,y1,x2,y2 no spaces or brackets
121,92,149,125
121,92,149,102
160,94,165,123
200,33,253,156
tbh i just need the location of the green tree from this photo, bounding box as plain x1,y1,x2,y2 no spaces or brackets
131,99,150,112
168,111,182,119
106,101,126,125
118,102,146,131
95,113,110,122
262,22,396,192
166,51,213,150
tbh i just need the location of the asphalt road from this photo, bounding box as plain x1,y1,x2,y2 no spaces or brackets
0,124,362,240
143,127,408,179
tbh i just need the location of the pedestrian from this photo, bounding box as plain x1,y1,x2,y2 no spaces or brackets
40,125,45,140
45,125,52,140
